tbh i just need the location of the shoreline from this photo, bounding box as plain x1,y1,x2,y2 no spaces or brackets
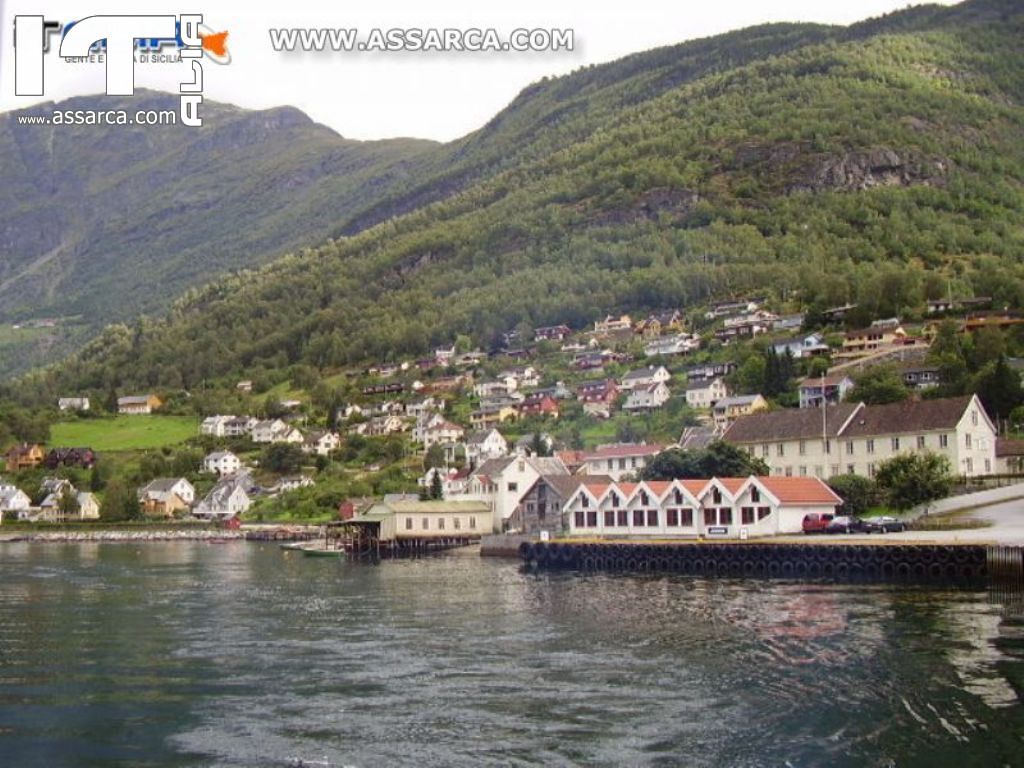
0,525,320,544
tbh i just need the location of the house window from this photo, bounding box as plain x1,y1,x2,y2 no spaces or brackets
674,489,683,505
422,518,429,529
846,441,855,455
785,466,793,477
891,437,900,451
867,439,875,454
761,444,769,458
917,436,926,449
777,444,785,457
985,459,992,474
617,510,628,527
607,459,614,470
469,517,476,529
940,434,949,448
867,463,876,478
799,440,807,456
667,509,679,527
681,509,693,527
831,464,841,477
574,511,585,528
847,465,855,475
618,458,626,470
719,508,733,525
703,509,716,526
405,517,413,530
966,458,974,474
438,518,445,530
586,511,598,528
633,510,645,527
815,466,824,478
610,492,619,506
972,410,979,426
507,482,518,492
640,491,649,506
824,439,831,455
604,510,615,527
757,507,771,521
580,494,589,508
966,433,972,449
712,488,722,504
750,487,760,503
741,507,755,525
647,509,658,527
454,517,461,530
799,466,807,477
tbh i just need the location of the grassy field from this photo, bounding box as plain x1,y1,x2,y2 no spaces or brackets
50,415,198,451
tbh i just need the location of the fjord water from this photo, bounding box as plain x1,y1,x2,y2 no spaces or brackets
0,543,1021,767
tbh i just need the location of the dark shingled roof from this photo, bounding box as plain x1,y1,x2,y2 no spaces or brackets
723,396,983,443
722,403,861,443
841,396,976,437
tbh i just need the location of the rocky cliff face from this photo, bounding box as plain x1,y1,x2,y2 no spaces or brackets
788,148,950,193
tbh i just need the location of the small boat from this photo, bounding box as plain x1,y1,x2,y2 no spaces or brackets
301,547,345,558
279,541,306,551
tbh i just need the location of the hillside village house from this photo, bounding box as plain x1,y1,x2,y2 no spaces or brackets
995,438,1024,475
839,322,906,358
224,416,257,437
686,361,738,384
900,365,941,391
44,447,96,470
579,443,664,481
422,420,465,449
515,433,555,457
405,396,444,418
470,405,518,429
138,477,195,517
347,499,492,543
706,299,760,319
202,450,241,476
798,375,855,409
464,429,509,465
4,443,44,471
117,394,162,415
251,419,303,444
594,314,632,334
519,393,560,418
623,382,671,412
577,379,619,418
75,492,100,520
302,430,341,456
0,483,32,521
723,395,996,479
57,397,90,412
194,473,252,520
685,378,728,409
635,310,684,338
644,334,701,357
498,366,540,389
461,455,569,532
418,466,472,496
534,324,572,342
562,476,841,540
771,333,830,359
361,414,407,437
712,394,769,431
620,366,671,391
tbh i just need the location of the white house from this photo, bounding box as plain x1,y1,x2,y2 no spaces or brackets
302,430,341,456
203,450,242,475
418,466,472,496
200,415,234,437
422,420,465,449
117,394,161,415
645,334,701,357
771,334,830,359
413,412,448,443
460,455,569,532
623,382,671,411
620,366,671,391
57,397,90,412
138,477,196,506
798,375,855,409
562,476,841,539
685,377,728,409
0,484,32,522
193,473,252,520
223,416,257,437
251,419,303,444
723,395,996,479
465,429,509,464
76,492,100,520
578,443,664,481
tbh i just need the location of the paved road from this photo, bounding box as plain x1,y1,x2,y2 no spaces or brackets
777,500,1024,546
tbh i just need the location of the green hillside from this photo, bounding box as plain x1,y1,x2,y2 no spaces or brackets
0,93,437,374
13,0,1024,399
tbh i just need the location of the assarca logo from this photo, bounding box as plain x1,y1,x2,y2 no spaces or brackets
12,14,230,126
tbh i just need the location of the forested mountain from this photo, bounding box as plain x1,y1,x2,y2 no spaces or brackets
12,0,1024,400
0,93,437,372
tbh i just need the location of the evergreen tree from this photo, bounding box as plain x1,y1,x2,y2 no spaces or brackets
429,469,444,500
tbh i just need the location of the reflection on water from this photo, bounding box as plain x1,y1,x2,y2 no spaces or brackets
0,542,1021,767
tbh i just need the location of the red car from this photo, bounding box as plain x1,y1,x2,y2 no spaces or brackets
802,512,835,534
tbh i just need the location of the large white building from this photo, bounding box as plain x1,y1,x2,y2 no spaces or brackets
461,455,568,532
562,476,841,539
722,395,996,479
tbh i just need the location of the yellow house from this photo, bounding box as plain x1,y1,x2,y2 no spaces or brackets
470,405,518,429
118,394,163,415
349,500,492,542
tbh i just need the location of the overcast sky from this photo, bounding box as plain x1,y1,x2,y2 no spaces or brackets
0,0,957,141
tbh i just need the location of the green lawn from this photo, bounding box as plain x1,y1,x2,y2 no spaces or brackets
50,415,198,451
